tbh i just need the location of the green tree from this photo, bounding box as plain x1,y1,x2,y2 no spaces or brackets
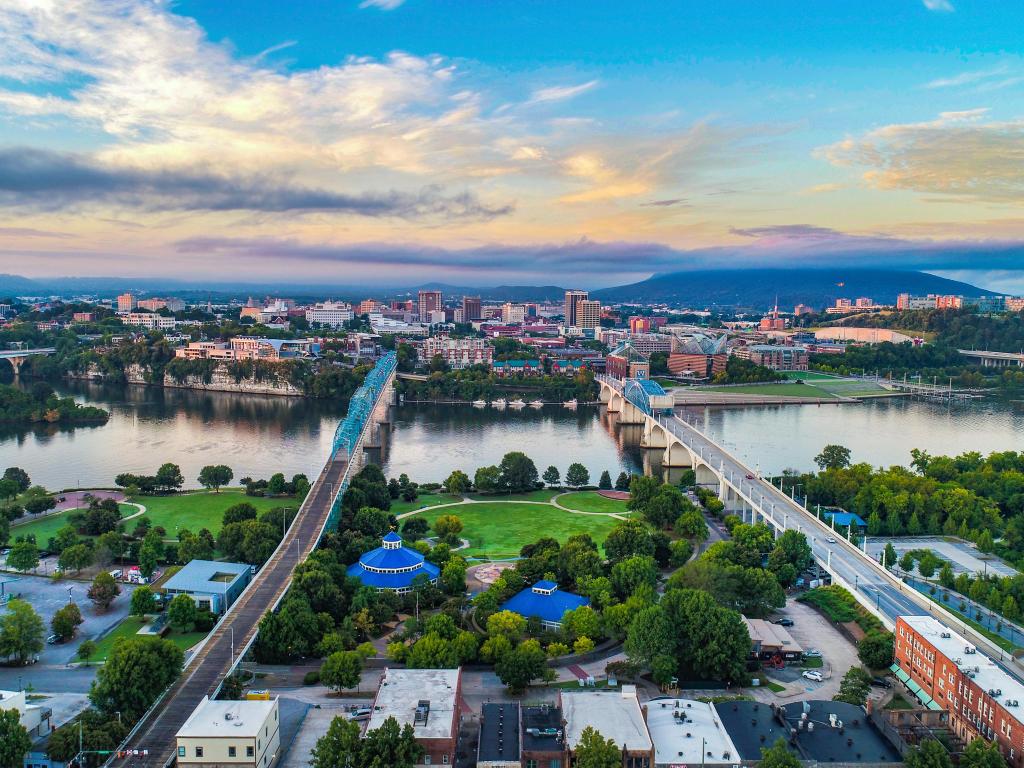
77,639,97,665
603,519,655,563
814,444,852,471
167,594,198,632
833,666,872,706
474,465,502,494
130,585,157,616
311,716,363,768
51,602,83,642
573,726,621,768
899,551,916,573
883,542,898,569
0,708,31,768
155,462,184,492
443,470,470,494
222,502,258,526
959,739,1006,768
614,471,631,491
6,540,38,573
976,530,994,553
542,465,561,488
1,467,30,494
566,462,590,488
610,555,658,600
198,464,233,492
598,470,612,490
440,557,467,595
89,636,184,720
0,599,44,665
858,631,894,669
494,638,550,693
904,740,953,768
87,571,121,611
674,508,708,541
499,451,539,492
433,514,463,545
58,542,93,574
320,651,363,692
759,738,801,768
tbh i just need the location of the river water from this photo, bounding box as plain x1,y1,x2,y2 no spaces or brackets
1,380,1021,489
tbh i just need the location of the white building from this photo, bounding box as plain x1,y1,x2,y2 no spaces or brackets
122,313,177,330
561,687,653,762
428,309,448,326
0,689,51,738
305,301,353,328
646,699,739,766
501,303,527,324
423,336,493,369
176,696,280,768
369,314,429,336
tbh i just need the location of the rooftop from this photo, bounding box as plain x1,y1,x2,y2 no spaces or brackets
366,668,460,740
176,696,277,739
346,533,441,589
163,560,250,595
744,618,804,654
478,703,520,764
521,705,563,754
500,583,589,625
561,687,652,753
646,698,738,765
901,615,1024,725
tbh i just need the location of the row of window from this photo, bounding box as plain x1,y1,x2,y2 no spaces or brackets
179,745,255,759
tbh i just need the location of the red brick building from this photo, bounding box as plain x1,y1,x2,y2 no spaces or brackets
895,616,1024,764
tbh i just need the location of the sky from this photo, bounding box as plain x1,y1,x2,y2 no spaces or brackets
2,0,1024,290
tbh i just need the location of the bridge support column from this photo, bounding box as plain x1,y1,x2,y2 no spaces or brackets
694,463,719,496
663,439,693,467
641,418,667,449
599,382,613,403
607,392,622,413
5,356,26,376
618,400,646,426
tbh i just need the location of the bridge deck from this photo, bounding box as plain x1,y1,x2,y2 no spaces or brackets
115,453,350,768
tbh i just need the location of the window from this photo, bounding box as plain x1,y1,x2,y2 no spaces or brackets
424,756,431,765
258,740,261,751
527,761,538,768
229,747,237,758
550,761,562,768
178,748,185,758
247,746,255,757
195,747,204,758
443,755,450,764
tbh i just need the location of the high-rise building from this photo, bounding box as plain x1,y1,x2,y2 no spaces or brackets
501,302,527,324
563,290,589,327
461,296,482,321
418,290,443,322
305,301,354,328
116,292,136,313
575,299,601,329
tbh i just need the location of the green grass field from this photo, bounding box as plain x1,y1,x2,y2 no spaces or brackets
557,492,630,515
783,371,841,381
134,490,285,537
12,504,137,545
408,500,624,558
389,493,460,515
85,615,208,662
703,383,838,398
466,489,559,503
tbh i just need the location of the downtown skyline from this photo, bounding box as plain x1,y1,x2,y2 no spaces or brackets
3,0,1024,290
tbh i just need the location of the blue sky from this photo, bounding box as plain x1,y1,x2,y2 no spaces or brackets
2,0,1024,289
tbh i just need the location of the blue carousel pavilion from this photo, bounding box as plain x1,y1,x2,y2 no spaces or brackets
346,531,440,594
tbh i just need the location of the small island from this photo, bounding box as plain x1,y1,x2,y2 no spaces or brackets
0,382,110,424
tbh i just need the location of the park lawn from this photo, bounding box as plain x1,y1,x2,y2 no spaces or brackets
390,493,460,516
466,489,558,503
703,383,837,398
409,501,624,558
12,504,138,546
86,615,208,662
135,489,284,537
557,492,630,515
783,371,841,381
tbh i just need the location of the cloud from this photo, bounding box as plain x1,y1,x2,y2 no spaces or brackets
0,227,74,239
640,198,689,208
527,80,599,105
359,0,407,9
0,147,513,219
730,224,847,240
922,0,954,11
818,110,1024,201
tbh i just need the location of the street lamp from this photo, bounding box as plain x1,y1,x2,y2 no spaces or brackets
67,586,73,604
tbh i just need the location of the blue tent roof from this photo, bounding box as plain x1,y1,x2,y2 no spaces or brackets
823,510,867,527
346,533,441,590
500,583,589,625
382,531,403,543
347,559,440,589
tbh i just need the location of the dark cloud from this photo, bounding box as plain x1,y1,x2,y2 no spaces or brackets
0,147,513,220
640,198,689,208
730,224,846,239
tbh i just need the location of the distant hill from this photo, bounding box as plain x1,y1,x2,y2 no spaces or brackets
415,283,568,302
591,269,994,310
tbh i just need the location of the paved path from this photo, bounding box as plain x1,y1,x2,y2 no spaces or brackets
394,492,631,522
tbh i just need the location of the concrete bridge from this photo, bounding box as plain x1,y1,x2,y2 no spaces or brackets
958,349,1024,368
596,373,1024,670
0,347,55,375
109,353,397,768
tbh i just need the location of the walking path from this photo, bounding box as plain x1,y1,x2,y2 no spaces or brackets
394,491,631,522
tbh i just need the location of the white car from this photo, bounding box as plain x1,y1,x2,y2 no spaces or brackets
826,536,837,544
804,649,822,658
802,670,823,682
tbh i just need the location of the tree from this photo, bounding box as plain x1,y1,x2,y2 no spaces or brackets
904,740,953,768
899,551,916,573
401,517,430,541
598,470,612,490
615,472,632,491
814,444,852,471
1,467,30,494
603,519,655,563
59,543,93,574
312,716,423,768
267,472,287,496
23,495,56,515
0,599,44,665
542,465,561,488
311,717,363,768
759,739,801,768
499,451,539,492
223,502,258,526
77,639,97,665
167,594,198,632
0,479,18,502
610,555,658,600
573,726,621,768
858,631,894,669
976,530,994,553
51,602,83,642
495,638,549,693
6,540,38,572
321,651,363,691
883,542,898,569
88,571,121,611
155,462,184,493
198,464,233,492
443,470,470,494
433,515,463,546
474,465,502,494
675,508,708,541
89,636,184,720
0,708,30,768
960,739,1006,768
566,462,590,488
833,666,872,706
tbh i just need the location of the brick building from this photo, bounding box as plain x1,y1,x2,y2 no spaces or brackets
894,615,1024,764
733,344,808,371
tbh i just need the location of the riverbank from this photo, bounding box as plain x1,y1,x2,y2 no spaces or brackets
68,362,305,396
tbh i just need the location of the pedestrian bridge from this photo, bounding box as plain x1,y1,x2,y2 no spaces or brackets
0,347,55,375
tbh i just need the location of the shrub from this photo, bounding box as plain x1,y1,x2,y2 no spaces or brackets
303,670,320,686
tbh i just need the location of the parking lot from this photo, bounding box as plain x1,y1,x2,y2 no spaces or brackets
866,536,1017,578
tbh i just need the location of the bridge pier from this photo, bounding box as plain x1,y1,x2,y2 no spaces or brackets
607,392,622,413
618,400,646,425
4,356,26,376
641,419,668,449
663,439,693,467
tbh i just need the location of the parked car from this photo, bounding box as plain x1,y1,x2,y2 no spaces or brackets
775,618,794,627
802,670,823,682
45,634,59,645
348,708,372,722
804,649,822,658
871,677,892,688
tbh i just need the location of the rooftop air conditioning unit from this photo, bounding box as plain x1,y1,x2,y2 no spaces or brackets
941,632,951,638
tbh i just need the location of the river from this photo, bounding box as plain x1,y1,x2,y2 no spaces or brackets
1,380,1021,489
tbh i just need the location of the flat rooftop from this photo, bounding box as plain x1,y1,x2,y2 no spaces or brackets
478,703,520,764
176,696,276,739
561,687,652,753
163,559,249,594
901,615,1024,726
646,698,738,765
366,668,460,740
521,705,563,754
744,618,804,654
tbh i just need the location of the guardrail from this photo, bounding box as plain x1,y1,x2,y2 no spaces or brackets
331,352,396,460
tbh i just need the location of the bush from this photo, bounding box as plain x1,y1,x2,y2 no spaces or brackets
303,670,320,686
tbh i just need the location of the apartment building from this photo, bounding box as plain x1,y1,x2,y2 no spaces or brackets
733,344,809,371
304,301,354,328
501,303,527,324
423,336,493,369
116,292,136,313
894,615,1024,764
122,313,177,330
418,290,443,322
574,300,602,330
176,696,280,768
462,296,483,321
563,290,588,327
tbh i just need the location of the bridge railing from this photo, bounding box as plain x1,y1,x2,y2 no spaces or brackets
331,352,396,461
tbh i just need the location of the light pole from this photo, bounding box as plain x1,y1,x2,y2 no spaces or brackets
67,586,73,604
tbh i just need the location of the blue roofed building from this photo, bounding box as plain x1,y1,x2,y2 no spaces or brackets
162,559,252,615
347,532,440,594
500,581,590,629
822,508,867,528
